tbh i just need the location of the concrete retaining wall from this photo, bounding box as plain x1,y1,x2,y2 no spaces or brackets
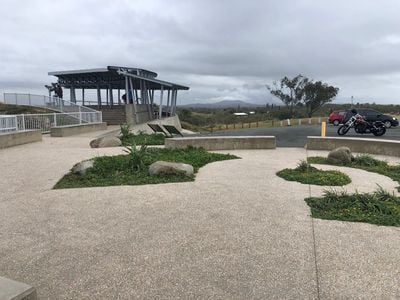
50,122,107,137
165,136,276,150
0,276,37,300
0,130,42,149
126,104,153,125
307,136,400,157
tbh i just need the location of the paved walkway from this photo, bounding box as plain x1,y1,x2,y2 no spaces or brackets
0,131,399,299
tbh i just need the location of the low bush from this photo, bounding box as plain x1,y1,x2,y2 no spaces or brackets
308,154,400,190
54,146,239,189
277,160,351,186
305,187,400,226
119,124,165,145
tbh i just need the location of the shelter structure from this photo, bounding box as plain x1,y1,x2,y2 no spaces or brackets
48,66,189,125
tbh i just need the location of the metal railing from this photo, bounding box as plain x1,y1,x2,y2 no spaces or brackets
3,93,99,114
0,112,102,134
0,115,18,133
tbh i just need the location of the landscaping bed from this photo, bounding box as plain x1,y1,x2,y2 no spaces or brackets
119,125,165,146
277,161,351,186
54,147,238,189
308,154,400,190
305,188,400,226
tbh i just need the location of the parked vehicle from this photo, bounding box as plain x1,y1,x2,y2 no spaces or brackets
328,110,346,126
338,110,386,136
343,108,398,128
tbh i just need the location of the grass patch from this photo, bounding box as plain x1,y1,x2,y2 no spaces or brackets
308,154,400,190
0,103,51,115
120,132,165,146
54,147,238,189
305,188,400,226
277,161,351,186
119,124,165,145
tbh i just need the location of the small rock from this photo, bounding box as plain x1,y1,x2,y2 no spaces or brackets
71,159,94,176
149,161,194,176
328,147,353,164
90,136,121,148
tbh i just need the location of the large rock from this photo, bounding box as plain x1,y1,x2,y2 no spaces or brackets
71,159,94,176
149,161,194,176
90,136,121,148
327,147,353,164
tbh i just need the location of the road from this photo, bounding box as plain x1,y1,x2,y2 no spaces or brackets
206,124,400,147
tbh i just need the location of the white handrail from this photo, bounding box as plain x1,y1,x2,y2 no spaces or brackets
0,112,102,134
3,93,99,113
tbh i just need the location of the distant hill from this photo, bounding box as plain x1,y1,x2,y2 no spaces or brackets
180,100,262,109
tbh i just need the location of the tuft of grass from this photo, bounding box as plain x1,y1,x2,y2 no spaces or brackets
119,124,165,146
277,160,351,186
308,154,400,190
305,187,400,226
54,146,239,189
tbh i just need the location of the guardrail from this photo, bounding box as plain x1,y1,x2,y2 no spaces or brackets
3,93,99,114
0,112,102,134
0,115,18,133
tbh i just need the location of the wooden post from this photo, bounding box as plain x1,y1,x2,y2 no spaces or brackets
118,89,121,105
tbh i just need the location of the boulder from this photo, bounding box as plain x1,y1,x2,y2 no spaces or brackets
71,159,94,176
90,136,121,148
149,161,194,176
327,147,353,164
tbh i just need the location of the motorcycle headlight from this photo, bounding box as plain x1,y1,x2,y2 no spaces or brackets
393,117,396,120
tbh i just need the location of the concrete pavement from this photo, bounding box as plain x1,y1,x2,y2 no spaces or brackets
0,131,399,299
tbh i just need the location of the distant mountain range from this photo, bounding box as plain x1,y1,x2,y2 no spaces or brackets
180,100,263,108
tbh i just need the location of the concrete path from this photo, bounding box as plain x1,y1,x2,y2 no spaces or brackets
0,132,399,299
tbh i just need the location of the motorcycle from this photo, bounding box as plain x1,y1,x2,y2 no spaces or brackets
337,113,386,136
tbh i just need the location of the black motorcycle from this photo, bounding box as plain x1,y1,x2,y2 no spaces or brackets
338,113,386,136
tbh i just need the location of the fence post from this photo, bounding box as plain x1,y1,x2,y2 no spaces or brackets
308,118,312,125
79,106,82,124
54,113,57,126
21,114,25,131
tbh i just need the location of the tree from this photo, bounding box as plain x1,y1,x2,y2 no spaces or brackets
303,81,339,117
267,75,309,117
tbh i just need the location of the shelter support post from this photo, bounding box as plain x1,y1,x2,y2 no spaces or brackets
129,77,139,124
97,86,101,108
159,85,164,119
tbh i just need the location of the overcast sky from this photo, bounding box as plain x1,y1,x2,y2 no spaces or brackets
1,0,400,105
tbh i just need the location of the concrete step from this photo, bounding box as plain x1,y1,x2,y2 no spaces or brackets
0,276,37,300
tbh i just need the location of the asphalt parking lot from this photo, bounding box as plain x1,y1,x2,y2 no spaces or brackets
207,124,400,147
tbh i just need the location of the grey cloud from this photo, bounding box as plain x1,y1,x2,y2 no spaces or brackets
1,0,400,104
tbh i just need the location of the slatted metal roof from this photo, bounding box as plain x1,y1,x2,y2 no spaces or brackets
48,66,189,90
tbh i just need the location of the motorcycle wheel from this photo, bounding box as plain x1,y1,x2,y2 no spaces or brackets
373,127,386,136
337,125,350,136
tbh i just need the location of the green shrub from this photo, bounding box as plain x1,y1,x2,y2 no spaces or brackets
277,160,351,186
123,142,148,172
308,155,400,190
305,187,400,226
119,124,165,146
